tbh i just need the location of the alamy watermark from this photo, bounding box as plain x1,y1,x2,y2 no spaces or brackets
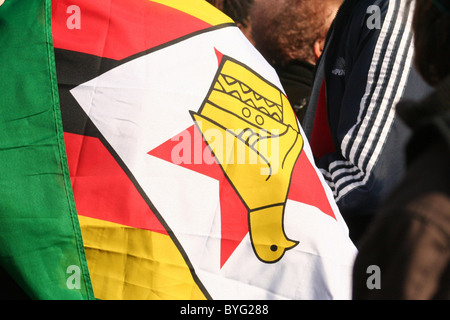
66,265,81,290
66,5,81,30
366,5,382,30
170,122,282,176
64,4,383,31
366,265,381,290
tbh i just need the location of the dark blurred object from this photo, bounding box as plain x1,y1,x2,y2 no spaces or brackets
0,264,30,300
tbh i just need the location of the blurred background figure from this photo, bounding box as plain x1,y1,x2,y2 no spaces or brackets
352,0,450,300
206,0,342,121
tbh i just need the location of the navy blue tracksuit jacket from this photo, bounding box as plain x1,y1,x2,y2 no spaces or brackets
302,0,432,243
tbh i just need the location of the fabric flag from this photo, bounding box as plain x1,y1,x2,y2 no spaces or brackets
0,0,94,299
52,0,357,299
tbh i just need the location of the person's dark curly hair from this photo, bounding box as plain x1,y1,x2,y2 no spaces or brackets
206,0,254,28
412,0,450,86
250,0,339,66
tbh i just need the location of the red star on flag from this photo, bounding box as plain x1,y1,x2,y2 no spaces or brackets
149,123,336,267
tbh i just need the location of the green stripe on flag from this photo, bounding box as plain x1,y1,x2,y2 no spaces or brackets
0,0,94,299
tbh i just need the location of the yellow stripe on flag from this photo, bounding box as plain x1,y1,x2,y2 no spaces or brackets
150,0,234,26
78,215,206,300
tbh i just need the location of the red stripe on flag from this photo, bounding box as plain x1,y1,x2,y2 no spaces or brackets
52,0,212,60
64,132,168,234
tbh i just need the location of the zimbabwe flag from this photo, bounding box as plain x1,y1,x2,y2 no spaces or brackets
1,0,357,300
